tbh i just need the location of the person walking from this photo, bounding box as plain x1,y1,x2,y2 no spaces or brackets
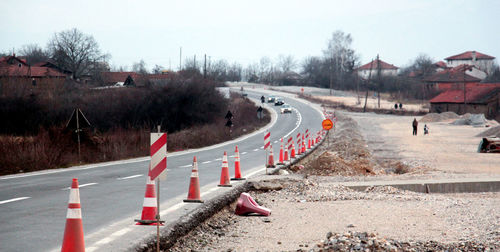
424,124,429,135
412,118,418,136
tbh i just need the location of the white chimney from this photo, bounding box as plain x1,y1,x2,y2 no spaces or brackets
472,51,476,62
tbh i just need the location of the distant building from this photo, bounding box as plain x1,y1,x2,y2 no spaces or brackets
0,55,68,92
424,64,486,92
434,61,448,72
445,51,496,75
356,58,398,80
101,71,172,87
429,83,500,119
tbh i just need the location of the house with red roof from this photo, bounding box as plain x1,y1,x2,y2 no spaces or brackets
429,83,500,119
424,64,488,92
445,51,496,75
356,58,398,80
0,54,68,91
101,71,172,87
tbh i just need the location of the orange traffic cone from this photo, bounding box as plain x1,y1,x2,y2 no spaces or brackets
302,135,306,153
231,146,245,180
278,139,284,165
135,173,163,225
267,145,275,168
284,146,289,162
291,140,296,158
184,156,203,203
61,178,85,252
218,151,232,187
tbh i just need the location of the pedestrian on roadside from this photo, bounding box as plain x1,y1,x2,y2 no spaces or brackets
394,103,398,110
412,118,418,136
424,124,429,135
399,103,403,109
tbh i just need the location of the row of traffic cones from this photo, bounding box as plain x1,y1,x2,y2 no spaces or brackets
267,129,324,168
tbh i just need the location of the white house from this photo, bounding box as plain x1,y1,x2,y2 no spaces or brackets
356,58,398,80
445,51,496,75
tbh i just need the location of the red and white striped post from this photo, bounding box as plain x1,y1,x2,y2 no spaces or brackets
264,131,271,174
296,132,302,155
150,127,167,251
289,136,295,159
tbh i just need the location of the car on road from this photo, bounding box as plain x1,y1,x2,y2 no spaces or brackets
267,95,276,103
280,104,292,113
274,97,284,106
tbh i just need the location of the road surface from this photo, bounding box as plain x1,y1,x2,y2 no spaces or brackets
0,88,324,252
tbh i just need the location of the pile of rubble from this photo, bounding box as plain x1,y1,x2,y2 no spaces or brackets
310,231,497,252
419,111,460,122
476,125,500,138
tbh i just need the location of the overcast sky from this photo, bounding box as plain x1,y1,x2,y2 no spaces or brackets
1,0,499,71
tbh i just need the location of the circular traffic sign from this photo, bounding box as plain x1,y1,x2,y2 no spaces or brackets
322,119,333,130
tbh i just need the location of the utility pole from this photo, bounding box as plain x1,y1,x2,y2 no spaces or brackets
194,55,196,70
204,54,207,79
376,54,381,109
179,47,182,71
463,65,467,114
363,59,374,113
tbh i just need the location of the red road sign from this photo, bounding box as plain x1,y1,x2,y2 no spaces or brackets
322,119,334,130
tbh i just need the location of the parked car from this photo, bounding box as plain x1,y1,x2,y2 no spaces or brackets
274,97,284,106
478,137,500,153
280,104,292,113
267,95,276,103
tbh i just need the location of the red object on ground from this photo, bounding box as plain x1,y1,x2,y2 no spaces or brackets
232,145,245,180
184,156,203,203
218,152,232,187
61,178,85,252
235,192,271,216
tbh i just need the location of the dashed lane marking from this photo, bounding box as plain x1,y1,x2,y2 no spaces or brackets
201,161,211,164
62,182,98,190
117,174,142,180
0,197,30,205
241,152,247,155
253,148,259,151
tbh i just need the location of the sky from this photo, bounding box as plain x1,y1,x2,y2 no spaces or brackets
1,0,499,71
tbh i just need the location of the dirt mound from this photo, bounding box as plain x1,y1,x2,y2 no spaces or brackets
476,125,500,137
419,111,460,122
299,151,374,176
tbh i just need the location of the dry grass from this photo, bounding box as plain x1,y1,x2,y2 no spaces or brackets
0,96,270,175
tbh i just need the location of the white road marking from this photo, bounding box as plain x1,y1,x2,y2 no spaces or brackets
117,174,142,180
0,197,30,205
180,164,192,168
274,140,278,143
241,152,247,155
87,227,133,251
214,158,222,161
62,182,98,190
201,161,211,164
253,148,259,151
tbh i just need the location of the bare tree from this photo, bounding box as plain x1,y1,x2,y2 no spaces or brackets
323,30,359,92
152,64,164,74
277,54,296,73
47,28,107,80
19,44,49,65
132,60,148,75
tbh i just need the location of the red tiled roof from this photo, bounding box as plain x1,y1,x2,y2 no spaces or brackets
357,59,398,70
445,51,495,61
0,55,29,67
0,66,67,78
424,64,480,83
101,72,140,83
434,61,447,68
429,85,499,104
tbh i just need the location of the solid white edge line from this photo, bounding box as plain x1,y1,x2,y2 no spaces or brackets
0,197,30,205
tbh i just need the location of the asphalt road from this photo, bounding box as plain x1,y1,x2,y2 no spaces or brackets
0,88,324,252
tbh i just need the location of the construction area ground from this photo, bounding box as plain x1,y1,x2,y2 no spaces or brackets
157,92,500,252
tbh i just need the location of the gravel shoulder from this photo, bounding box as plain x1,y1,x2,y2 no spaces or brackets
167,107,500,251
